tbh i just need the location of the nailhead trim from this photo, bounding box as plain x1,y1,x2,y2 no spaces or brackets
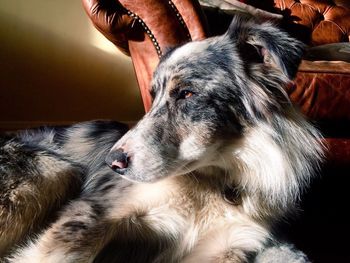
167,0,191,40
125,1,192,58
126,10,163,57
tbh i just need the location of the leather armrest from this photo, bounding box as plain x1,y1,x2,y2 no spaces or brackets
304,43,350,63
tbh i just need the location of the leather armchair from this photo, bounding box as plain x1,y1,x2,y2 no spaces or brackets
82,0,350,262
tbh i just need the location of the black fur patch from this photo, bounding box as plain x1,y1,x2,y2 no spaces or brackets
62,221,88,231
86,121,128,139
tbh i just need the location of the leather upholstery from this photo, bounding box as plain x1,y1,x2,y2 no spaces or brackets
276,0,350,45
247,0,350,45
291,59,350,129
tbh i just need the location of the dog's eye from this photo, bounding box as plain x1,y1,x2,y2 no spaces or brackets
178,90,194,100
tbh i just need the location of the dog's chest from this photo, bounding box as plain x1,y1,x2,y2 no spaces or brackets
108,176,241,259
127,176,237,218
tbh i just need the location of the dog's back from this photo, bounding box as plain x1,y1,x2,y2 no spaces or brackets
0,121,128,257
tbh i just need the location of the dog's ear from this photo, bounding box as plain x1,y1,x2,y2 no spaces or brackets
227,15,305,80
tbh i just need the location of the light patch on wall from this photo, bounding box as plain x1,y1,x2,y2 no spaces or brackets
89,26,128,59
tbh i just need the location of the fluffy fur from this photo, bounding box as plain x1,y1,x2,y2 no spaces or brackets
0,121,128,258
1,16,323,262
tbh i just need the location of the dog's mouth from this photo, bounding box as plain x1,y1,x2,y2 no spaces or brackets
111,166,128,175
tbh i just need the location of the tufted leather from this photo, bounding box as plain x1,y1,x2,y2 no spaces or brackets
247,0,350,45
277,0,350,45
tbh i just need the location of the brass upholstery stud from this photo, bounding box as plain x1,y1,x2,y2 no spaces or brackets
167,0,192,42
123,1,193,58
124,8,163,58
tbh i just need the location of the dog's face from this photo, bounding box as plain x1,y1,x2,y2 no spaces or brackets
106,16,304,182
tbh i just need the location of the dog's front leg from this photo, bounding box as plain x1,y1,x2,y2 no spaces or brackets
7,191,187,263
181,222,270,263
6,198,112,263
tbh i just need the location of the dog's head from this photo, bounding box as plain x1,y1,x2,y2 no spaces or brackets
105,16,305,183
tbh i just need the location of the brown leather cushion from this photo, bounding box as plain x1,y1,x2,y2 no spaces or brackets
247,0,350,45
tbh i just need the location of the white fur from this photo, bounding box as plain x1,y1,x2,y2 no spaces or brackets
179,135,205,160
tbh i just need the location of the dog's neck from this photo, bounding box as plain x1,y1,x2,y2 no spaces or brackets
185,166,242,206
191,113,322,220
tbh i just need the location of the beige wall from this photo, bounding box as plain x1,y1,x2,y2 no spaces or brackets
0,0,144,131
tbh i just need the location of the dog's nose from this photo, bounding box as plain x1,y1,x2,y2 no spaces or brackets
105,148,129,171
